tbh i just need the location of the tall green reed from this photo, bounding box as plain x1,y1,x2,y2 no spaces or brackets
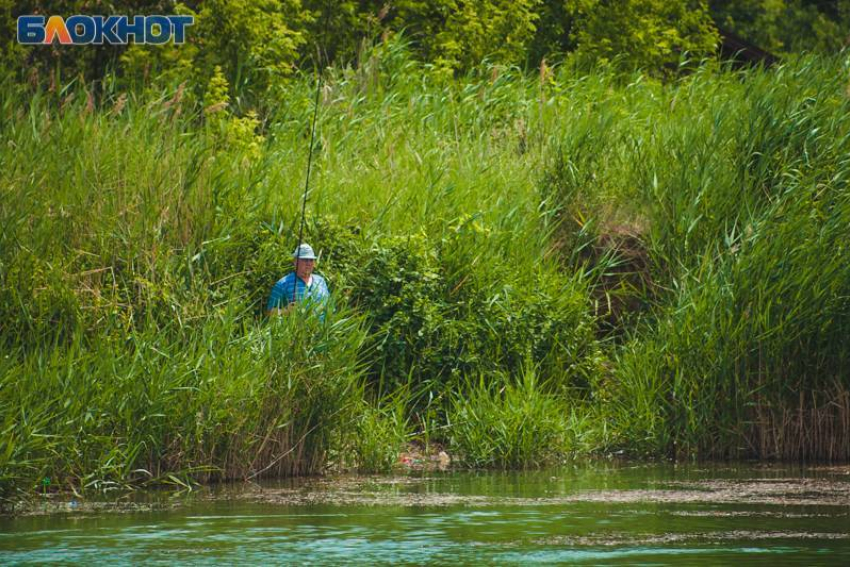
448,364,568,468
4,42,850,498
0,304,367,497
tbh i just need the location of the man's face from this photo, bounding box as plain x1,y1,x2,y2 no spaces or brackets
295,258,315,280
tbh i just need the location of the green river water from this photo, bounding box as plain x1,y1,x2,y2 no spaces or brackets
2,463,850,564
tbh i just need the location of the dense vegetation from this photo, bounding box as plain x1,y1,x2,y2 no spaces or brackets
3,1,848,101
2,1,850,498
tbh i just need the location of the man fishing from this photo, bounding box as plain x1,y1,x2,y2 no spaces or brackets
267,3,332,319
266,243,330,316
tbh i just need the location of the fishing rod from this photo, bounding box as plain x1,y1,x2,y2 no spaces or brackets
293,0,332,304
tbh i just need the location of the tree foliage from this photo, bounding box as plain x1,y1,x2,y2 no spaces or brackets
568,0,719,74
526,0,578,65
302,0,541,75
709,0,850,54
2,0,849,100
122,0,307,105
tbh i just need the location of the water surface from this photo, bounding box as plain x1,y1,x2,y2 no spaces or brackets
2,463,850,564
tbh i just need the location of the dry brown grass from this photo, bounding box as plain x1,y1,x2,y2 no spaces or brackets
745,380,850,462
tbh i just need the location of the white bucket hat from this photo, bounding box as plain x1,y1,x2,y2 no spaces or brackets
292,243,317,260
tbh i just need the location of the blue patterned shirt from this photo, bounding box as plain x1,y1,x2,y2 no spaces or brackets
266,273,330,312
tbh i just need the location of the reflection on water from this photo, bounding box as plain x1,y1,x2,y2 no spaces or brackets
2,464,850,565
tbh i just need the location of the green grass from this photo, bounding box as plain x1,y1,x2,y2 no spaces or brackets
448,364,568,468
0,306,367,496
3,42,850,495
350,386,412,473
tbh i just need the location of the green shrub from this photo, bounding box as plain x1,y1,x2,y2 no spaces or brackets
347,232,600,395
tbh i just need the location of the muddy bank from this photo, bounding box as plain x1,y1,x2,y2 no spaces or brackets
235,474,850,508
7,466,850,517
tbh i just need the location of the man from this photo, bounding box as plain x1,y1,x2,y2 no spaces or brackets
266,243,330,316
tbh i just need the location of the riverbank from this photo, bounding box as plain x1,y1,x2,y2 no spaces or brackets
3,49,850,498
